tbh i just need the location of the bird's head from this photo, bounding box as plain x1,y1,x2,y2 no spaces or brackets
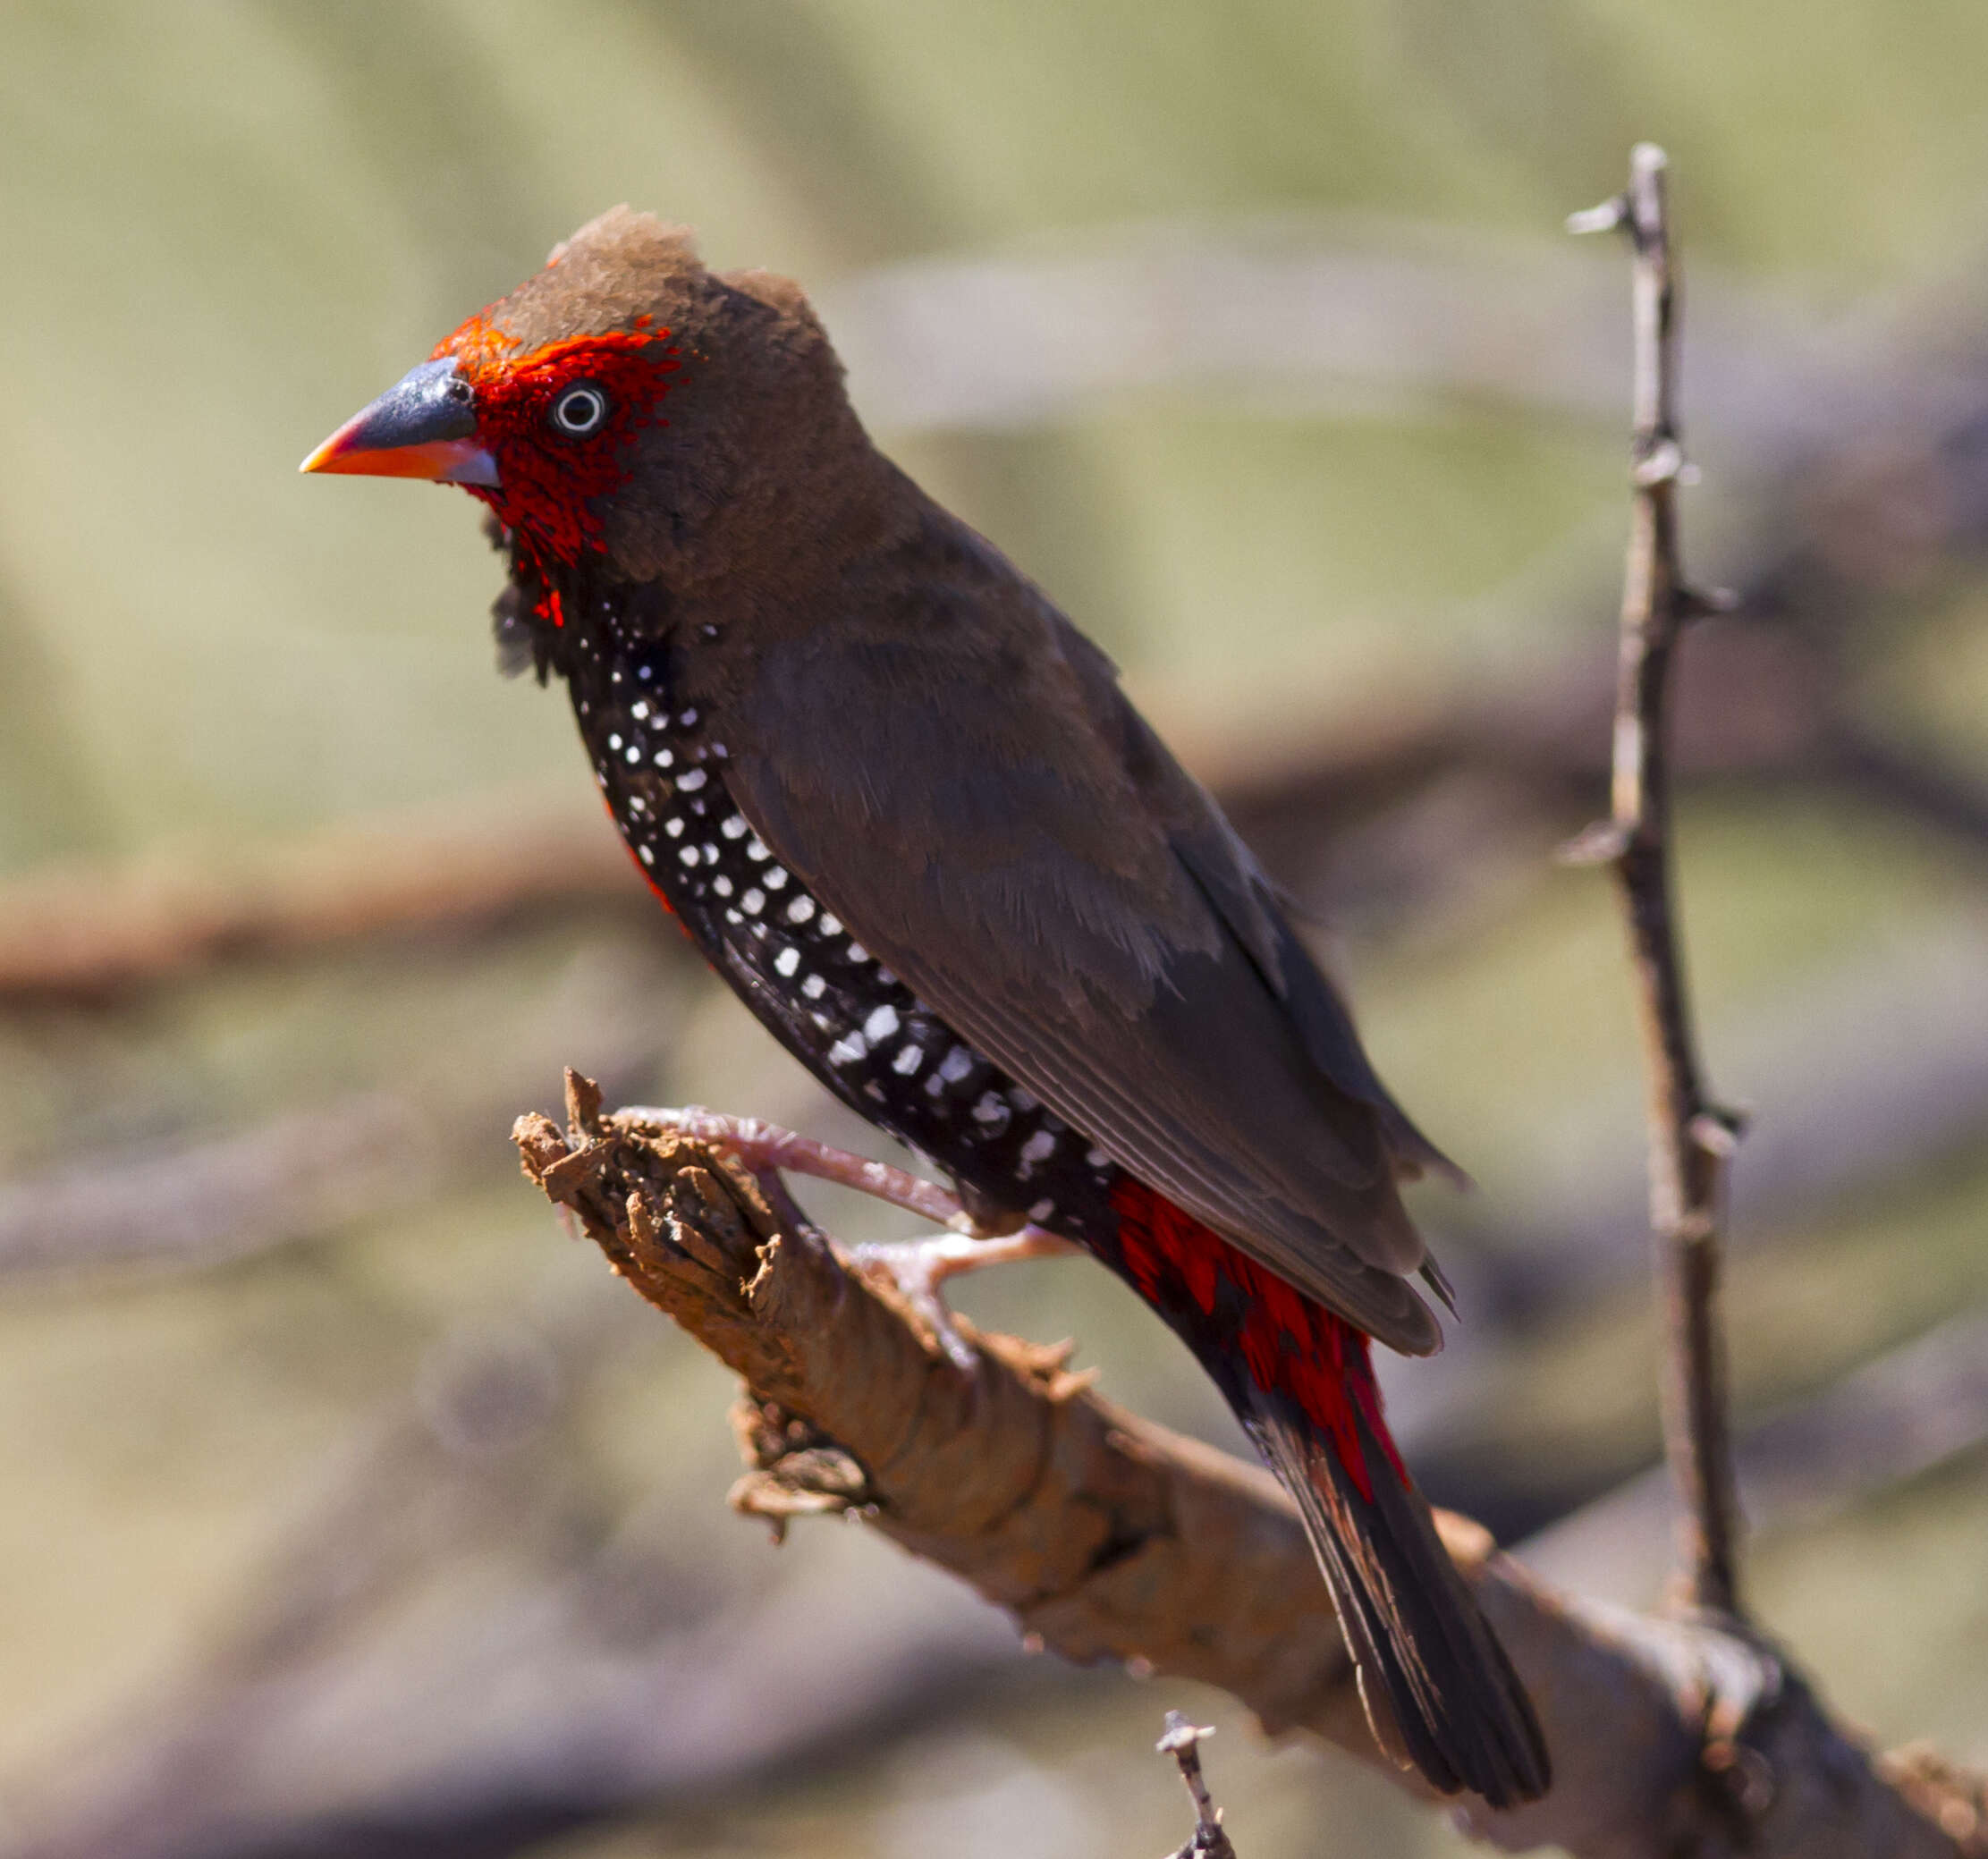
303,207,865,587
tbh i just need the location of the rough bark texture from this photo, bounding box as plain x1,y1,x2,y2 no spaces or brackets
514,1092,1982,1858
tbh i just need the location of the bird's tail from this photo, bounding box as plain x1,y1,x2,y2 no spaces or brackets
1238,1368,1551,1807
1109,1181,1548,1805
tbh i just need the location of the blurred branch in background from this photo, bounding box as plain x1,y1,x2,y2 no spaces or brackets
495,1093,1981,1858
0,793,638,1005
0,978,666,1283
816,213,1959,448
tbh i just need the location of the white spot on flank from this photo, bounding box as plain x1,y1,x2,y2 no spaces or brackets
801,973,826,999
763,866,789,890
713,875,733,898
607,734,622,751
1086,1147,1110,1170
745,837,770,861
786,895,815,925
875,966,898,985
892,1043,923,1076
1028,1198,1055,1222
972,1092,1008,1126
741,888,765,915
827,1031,868,1066
638,844,655,866
653,748,673,768
638,663,655,680
845,942,869,964
939,1047,974,1084
664,817,685,838
680,708,698,726
819,913,842,937
774,946,799,977
624,746,640,764
630,702,649,721
1019,1130,1056,1164
677,766,707,791
678,844,700,866
722,815,748,840
864,1004,900,1042
1009,1086,1039,1112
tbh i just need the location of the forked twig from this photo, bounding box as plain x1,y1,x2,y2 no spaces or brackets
1567,144,1745,1618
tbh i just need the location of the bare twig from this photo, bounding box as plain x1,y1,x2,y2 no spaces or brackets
515,1090,1979,1855
1569,145,1745,1618
1157,1713,1237,1859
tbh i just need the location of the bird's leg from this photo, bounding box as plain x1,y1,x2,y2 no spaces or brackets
622,1104,962,1222
622,1105,1076,1370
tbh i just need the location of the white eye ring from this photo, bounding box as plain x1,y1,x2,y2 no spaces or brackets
550,383,609,435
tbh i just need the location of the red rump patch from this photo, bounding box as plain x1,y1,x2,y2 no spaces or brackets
433,314,682,564
1110,1179,1407,1500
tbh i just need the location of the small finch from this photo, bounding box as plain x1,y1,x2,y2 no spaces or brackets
305,208,1550,1804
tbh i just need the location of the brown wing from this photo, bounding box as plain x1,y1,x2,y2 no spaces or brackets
722,530,1448,1355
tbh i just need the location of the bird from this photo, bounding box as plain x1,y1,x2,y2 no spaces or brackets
303,207,1550,1807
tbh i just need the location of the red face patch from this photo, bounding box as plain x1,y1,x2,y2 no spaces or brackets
433,313,682,565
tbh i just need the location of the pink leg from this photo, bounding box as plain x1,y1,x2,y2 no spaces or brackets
620,1104,1078,1369
623,1104,965,1223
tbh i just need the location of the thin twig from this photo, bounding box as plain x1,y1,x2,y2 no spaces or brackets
1158,1713,1238,1859
1568,145,1745,1618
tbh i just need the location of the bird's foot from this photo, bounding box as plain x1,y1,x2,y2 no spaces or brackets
852,1227,1078,1372
620,1105,1076,1369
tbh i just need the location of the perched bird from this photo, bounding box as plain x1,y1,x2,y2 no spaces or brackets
304,207,1549,1805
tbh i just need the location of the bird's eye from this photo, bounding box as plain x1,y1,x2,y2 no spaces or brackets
550,383,610,436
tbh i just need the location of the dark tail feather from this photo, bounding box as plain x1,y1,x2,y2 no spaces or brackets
1243,1390,1552,1808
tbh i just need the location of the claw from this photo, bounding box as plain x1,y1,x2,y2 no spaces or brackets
851,1227,1078,1372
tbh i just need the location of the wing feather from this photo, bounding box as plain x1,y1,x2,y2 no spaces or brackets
722,528,1445,1355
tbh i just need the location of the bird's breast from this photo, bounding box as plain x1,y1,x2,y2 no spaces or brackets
561,610,1122,1246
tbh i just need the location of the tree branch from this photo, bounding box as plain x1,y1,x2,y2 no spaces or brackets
1568,145,1745,1619
514,1085,1977,1857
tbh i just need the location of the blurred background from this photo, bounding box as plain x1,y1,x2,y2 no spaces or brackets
4,4,1988,1854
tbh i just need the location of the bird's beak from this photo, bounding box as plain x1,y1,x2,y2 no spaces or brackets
300,358,500,486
